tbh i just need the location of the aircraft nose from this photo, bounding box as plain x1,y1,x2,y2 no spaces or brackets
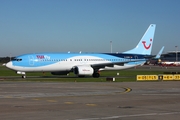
6,61,13,69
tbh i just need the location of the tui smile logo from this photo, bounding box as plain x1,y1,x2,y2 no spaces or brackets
142,39,152,50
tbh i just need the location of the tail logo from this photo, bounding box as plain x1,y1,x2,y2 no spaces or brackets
142,39,152,50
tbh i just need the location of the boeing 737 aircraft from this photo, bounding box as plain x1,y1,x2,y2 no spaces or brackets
6,24,156,78
145,46,164,65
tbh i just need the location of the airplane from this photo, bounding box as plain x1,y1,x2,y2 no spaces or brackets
154,46,164,59
160,61,180,66
145,46,164,65
6,24,156,78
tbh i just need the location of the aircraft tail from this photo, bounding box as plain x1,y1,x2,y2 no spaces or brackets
155,46,164,59
123,24,156,55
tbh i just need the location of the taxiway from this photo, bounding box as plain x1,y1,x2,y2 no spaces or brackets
0,81,180,120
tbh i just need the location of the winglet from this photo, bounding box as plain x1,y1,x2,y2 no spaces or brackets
155,46,164,59
123,24,156,55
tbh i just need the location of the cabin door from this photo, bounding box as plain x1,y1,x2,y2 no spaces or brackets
28,55,34,66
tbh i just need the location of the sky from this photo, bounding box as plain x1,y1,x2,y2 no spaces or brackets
0,0,180,57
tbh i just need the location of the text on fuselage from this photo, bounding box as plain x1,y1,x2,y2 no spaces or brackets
36,55,50,60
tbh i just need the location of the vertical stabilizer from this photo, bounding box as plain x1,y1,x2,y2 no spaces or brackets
123,24,156,55
155,46,164,59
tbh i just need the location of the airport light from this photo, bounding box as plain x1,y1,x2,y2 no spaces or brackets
9,53,11,61
110,41,112,53
175,46,178,61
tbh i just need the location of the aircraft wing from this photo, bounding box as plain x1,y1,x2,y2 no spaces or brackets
91,59,145,69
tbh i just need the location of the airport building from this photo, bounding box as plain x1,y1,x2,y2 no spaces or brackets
147,51,180,65
161,51,180,62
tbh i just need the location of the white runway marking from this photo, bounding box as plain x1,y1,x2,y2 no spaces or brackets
76,112,180,120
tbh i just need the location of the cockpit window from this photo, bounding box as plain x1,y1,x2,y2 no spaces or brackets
12,58,22,61
17,59,22,61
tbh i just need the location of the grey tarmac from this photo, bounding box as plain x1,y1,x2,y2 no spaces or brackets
0,81,180,120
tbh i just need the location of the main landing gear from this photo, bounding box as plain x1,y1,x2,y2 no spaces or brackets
93,72,100,78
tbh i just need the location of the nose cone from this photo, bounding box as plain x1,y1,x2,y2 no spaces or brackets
2,63,6,66
6,61,13,69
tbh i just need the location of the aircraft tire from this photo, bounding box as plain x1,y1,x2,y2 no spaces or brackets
22,75,26,79
93,73,100,78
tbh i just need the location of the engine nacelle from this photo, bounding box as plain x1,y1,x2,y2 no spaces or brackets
51,71,69,75
73,65,94,76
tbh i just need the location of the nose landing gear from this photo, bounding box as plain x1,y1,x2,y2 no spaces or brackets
22,75,26,79
16,71,26,79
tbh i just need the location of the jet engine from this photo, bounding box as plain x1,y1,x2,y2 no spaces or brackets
73,65,94,76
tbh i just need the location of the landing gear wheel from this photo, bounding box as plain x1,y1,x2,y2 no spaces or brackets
22,75,26,79
93,73,100,78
